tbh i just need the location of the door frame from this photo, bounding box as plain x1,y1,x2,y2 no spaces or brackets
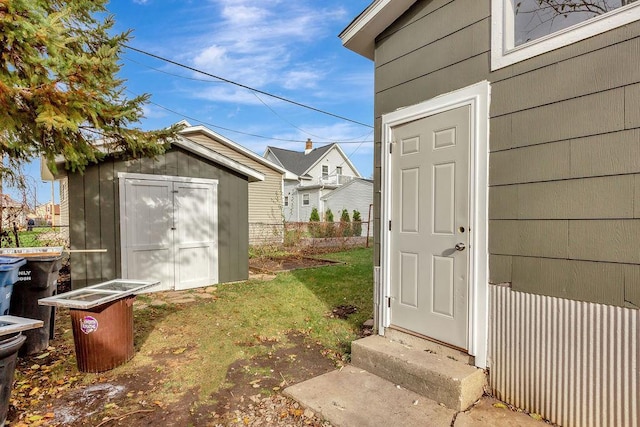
118,172,219,290
380,81,490,368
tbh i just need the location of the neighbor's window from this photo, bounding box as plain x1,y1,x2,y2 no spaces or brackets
302,194,310,206
284,196,289,207
322,165,329,179
492,0,640,69
336,166,343,176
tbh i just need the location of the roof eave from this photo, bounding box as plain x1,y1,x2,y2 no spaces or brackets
339,0,416,59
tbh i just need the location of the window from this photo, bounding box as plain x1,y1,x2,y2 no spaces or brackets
284,196,289,207
302,194,310,206
322,165,329,179
336,166,342,176
492,0,640,69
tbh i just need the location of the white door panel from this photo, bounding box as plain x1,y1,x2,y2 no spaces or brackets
390,105,471,349
121,175,218,291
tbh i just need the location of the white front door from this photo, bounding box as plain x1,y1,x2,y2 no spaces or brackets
120,174,218,291
389,105,471,350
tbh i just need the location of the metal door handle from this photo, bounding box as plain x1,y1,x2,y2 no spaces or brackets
455,243,466,251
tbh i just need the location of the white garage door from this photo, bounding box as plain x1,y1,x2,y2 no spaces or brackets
120,173,218,291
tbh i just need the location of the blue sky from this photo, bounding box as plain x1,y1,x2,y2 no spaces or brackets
15,0,374,207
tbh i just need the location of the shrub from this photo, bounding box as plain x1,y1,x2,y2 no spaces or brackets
352,210,362,237
309,207,322,237
324,209,335,237
340,209,352,237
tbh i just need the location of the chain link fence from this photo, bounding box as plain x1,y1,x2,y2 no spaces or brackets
0,224,69,249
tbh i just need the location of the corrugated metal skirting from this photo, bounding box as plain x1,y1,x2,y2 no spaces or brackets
490,285,639,427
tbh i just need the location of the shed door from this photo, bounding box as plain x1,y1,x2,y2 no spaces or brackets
390,105,471,349
122,177,218,290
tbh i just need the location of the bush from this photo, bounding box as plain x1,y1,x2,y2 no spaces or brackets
340,209,352,237
352,210,362,237
324,209,335,237
309,207,322,237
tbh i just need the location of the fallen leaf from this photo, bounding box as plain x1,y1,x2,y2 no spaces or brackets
29,387,40,396
173,347,187,354
35,352,50,360
27,415,44,422
30,364,41,370
493,402,508,409
530,413,544,421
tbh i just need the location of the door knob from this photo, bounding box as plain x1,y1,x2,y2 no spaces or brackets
454,243,466,251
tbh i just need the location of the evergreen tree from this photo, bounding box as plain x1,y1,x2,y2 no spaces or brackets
352,209,362,237
340,208,351,237
324,208,335,237
0,0,181,184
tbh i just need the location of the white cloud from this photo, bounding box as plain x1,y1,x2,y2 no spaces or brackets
183,1,350,100
132,0,150,4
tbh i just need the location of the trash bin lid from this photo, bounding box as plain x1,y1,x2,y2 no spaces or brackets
0,315,44,336
0,256,26,270
38,279,159,309
0,247,63,261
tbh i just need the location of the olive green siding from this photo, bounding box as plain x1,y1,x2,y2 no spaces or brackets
68,146,249,289
373,0,640,308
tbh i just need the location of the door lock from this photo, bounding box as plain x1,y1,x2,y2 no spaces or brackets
454,243,466,251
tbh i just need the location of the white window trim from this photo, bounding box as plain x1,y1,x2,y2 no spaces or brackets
302,193,310,206
492,0,640,70
284,196,289,207
381,81,490,369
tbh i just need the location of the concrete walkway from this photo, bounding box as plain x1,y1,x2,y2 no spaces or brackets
285,365,549,427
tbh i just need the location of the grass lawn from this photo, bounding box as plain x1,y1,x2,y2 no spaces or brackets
10,247,373,425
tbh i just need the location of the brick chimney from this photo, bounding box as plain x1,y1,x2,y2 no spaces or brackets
304,138,313,155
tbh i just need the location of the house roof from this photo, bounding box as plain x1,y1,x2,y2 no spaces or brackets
339,0,416,59
265,144,335,177
178,122,287,175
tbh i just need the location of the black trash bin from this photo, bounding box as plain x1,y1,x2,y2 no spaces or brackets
0,315,43,426
0,248,64,356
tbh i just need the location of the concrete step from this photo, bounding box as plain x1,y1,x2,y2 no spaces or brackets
284,365,456,427
351,335,486,411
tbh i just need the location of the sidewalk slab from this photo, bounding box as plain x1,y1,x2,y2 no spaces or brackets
284,365,455,427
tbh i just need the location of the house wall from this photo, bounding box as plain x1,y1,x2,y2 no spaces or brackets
185,133,284,245
68,146,249,288
283,180,300,222
322,180,373,236
305,147,359,181
372,1,640,425
373,0,640,309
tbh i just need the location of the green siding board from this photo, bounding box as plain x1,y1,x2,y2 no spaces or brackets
490,142,571,185
98,161,117,281
512,257,625,306
489,255,512,284
378,0,454,41
83,166,102,286
570,130,640,178
376,19,489,93
68,174,87,289
489,220,568,258
375,53,490,117
488,185,518,220
507,19,640,78
492,38,640,116
164,150,179,176
508,88,625,149
376,0,489,66
626,83,640,129
623,265,640,308
488,116,512,152
569,220,640,264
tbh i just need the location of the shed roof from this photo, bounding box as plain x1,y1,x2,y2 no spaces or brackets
339,0,416,59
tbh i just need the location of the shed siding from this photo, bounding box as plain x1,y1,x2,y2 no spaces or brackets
186,134,283,244
68,146,249,288
373,0,640,308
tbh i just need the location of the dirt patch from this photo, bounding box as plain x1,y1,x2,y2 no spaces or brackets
329,305,358,319
249,255,339,274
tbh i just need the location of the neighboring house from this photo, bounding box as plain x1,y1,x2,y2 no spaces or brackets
53,136,264,291
321,178,373,236
35,203,60,226
265,139,368,223
0,194,27,229
178,122,287,245
341,1,640,426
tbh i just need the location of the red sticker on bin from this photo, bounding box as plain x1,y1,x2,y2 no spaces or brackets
80,316,99,334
